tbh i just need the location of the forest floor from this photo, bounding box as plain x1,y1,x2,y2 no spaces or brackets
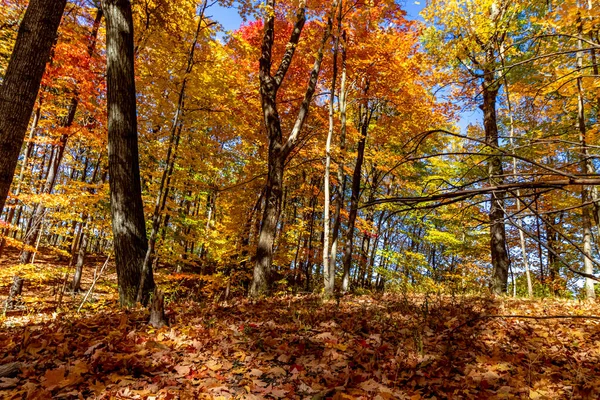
1,247,600,399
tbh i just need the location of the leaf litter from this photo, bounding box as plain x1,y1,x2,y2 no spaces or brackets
2,292,600,399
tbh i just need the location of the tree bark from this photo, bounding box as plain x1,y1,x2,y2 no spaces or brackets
249,0,333,296
341,83,371,293
102,0,152,306
0,0,66,214
482,65,510,295
148,289,167,328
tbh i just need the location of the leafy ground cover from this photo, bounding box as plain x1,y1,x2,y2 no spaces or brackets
1,250,600,399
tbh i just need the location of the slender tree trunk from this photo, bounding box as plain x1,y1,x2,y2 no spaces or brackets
483,63,510,295
576,9,596,300
0,0,67,213
341,83,371,292
71,217,89,292
500,53,533,298
323,1,342,297
102,0,152,306
329,38,348,282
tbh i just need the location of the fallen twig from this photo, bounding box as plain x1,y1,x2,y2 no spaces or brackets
77,254,110,313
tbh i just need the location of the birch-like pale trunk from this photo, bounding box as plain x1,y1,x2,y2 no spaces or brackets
500,47,533,298
323,0,342,297
576,7,596,300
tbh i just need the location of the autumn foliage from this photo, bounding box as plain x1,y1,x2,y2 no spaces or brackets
2,0,600,397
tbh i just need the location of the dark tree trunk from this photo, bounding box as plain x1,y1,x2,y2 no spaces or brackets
71,218,90,292
250,151,284,296
341,88,371,292
482,66,510,295
102,0,152,306
0,0,66,214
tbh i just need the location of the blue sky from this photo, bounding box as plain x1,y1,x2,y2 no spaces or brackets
209,1,426,33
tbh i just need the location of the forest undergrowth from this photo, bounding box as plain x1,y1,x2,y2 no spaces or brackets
1,247,600,399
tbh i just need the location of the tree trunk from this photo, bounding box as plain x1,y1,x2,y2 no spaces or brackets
249,0,333,297
482,64,510,295
341,83,371,292
148,289,167,328
71,217,90,292
329,39,348,286
102,0,152,306
323,0,342,298
0,0,66,214
250,151,284,296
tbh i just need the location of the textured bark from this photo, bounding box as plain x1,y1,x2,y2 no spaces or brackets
483,66,510,295
250,152,284,296
102,0,152,306
148,289,167,328
0,0,66,214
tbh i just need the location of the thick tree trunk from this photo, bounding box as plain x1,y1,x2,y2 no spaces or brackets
250,151,284,296
102,0,152,306
482,68,510,295
0,0,66,214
